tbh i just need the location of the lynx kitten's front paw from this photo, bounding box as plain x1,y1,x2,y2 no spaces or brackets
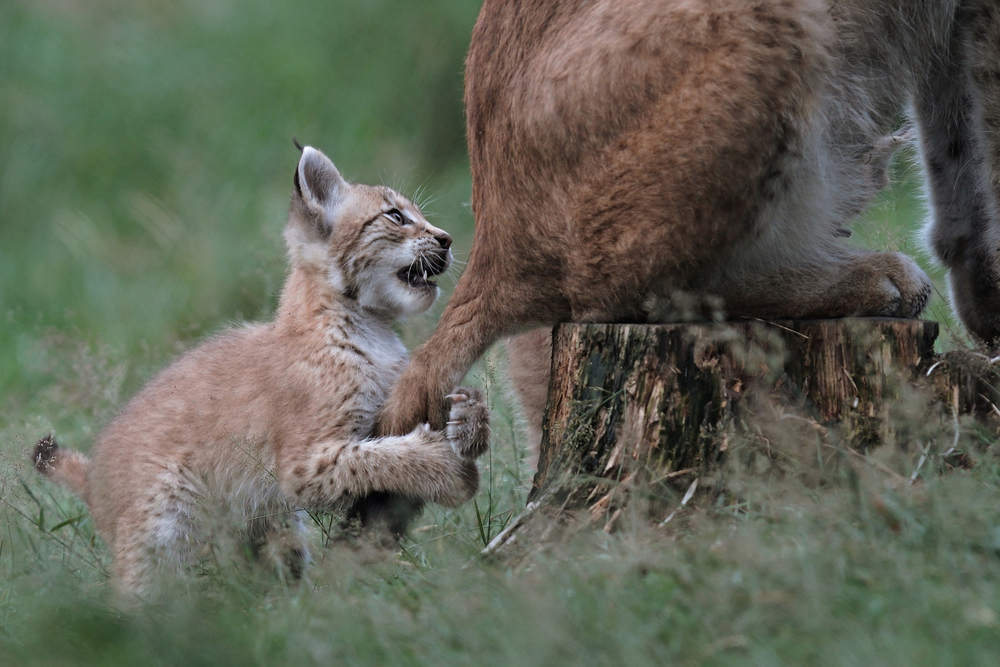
445,387,490,460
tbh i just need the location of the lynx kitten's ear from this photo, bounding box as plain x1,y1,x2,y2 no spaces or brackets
289,146,346,242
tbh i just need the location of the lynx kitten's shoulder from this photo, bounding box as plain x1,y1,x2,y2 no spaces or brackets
32,145,490,599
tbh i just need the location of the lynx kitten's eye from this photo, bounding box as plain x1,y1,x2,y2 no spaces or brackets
384,209,405,225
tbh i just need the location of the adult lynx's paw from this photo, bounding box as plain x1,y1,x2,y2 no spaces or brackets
873,252,932,318
445,387,490,460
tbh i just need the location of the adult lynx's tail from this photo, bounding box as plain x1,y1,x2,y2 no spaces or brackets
32,435,90,500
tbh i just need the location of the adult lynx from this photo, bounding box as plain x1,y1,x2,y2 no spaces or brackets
374,0,1000,457
33,146,490,598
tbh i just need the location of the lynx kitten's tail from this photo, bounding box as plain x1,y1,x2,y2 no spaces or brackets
32,435,90,501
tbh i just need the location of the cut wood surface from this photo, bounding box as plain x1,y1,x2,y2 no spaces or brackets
486,318,1000,558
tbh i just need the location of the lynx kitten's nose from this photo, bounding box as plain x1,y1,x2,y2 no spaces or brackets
435,234,452,249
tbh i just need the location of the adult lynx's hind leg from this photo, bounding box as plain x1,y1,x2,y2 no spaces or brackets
505,329,552,468
374,271,556,436
957,2,1000,344
377,0,833,435
969,2,1000,200
918,2,1000,343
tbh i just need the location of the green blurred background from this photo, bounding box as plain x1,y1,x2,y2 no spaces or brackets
5,3,999,665
0,0,957,419
0,0,483,416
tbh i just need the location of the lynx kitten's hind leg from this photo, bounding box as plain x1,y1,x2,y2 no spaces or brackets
112,495,200,600
246,511,310,582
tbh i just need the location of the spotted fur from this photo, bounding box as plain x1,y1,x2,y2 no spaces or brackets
32,146,490,600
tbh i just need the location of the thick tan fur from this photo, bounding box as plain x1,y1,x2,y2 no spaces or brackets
32,146,490,598
375,1,1000,465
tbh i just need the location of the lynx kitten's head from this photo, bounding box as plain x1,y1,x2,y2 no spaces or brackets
285,146,452,317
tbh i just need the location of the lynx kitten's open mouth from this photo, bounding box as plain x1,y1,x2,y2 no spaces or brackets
398,253,449,289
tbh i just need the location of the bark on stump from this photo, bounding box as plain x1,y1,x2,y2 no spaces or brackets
486,318,1000,558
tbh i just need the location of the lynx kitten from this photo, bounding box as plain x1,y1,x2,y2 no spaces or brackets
32,145,490,598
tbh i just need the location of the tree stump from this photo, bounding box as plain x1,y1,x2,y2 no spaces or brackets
485,318,1000,558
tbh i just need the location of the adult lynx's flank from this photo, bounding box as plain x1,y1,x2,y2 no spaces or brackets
32,145,490,599
375,0,1000,464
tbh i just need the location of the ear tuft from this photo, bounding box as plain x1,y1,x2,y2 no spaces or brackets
296,147,344,208
290,146,346,241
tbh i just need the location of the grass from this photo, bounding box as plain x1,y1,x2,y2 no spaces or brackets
2,0,999,664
